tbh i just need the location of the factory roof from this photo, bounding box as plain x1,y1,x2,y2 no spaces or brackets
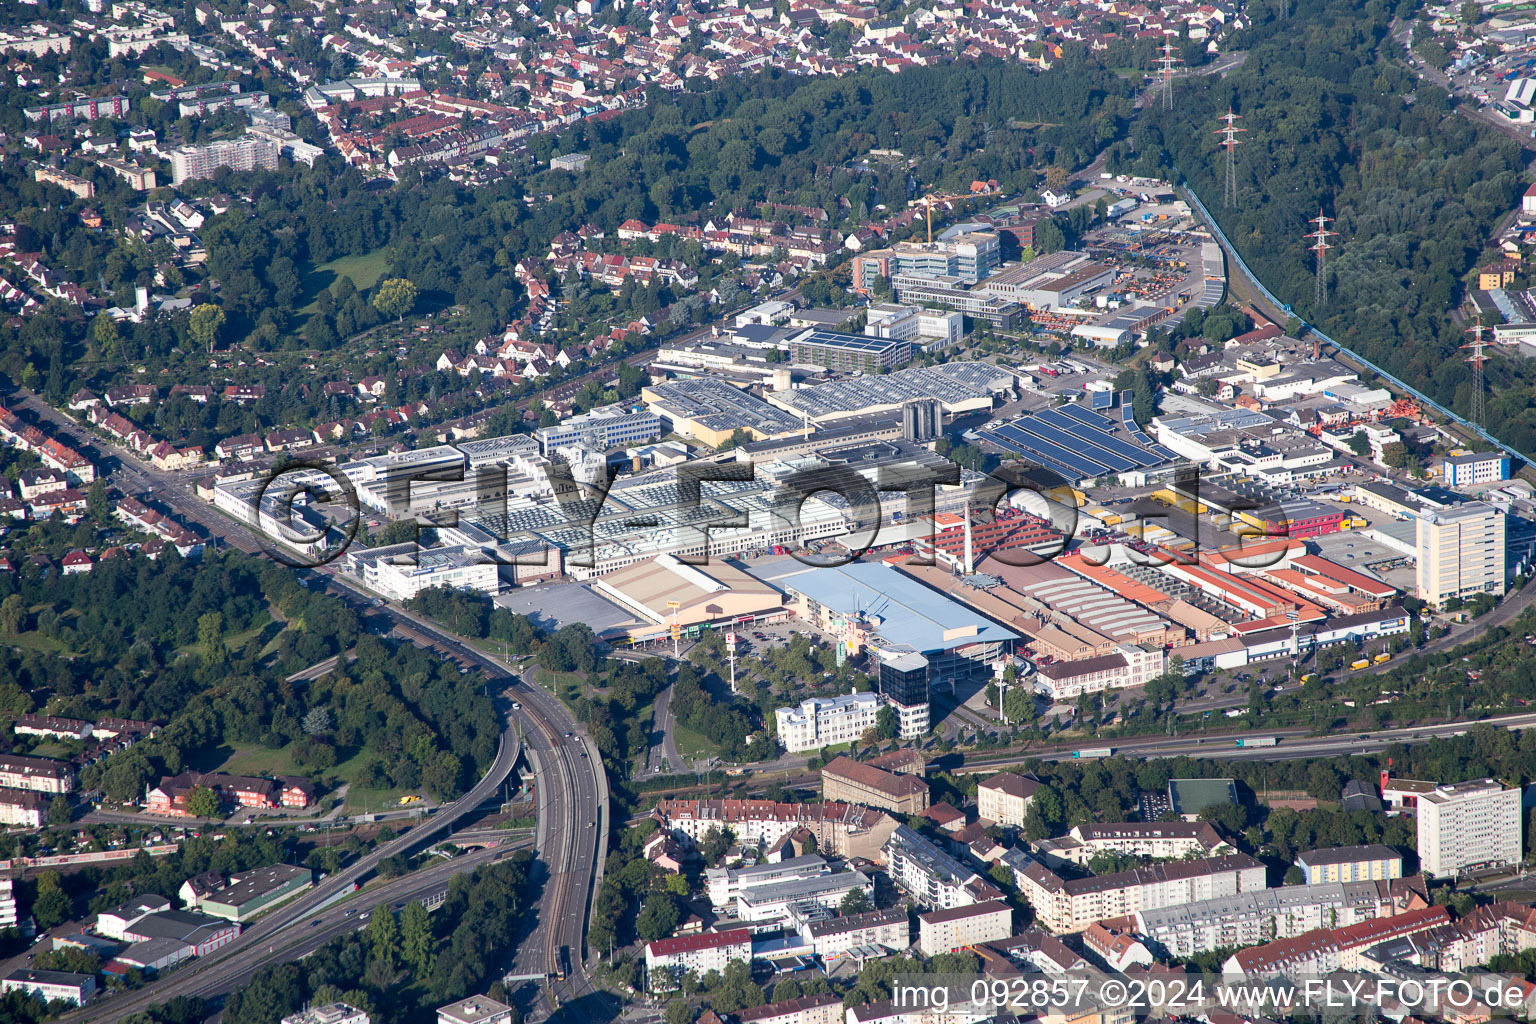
780,562,1018,654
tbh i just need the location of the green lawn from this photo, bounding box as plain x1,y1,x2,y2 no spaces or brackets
534,668,586,703
672,722,723,760
210,743,416,813
297,247,393,317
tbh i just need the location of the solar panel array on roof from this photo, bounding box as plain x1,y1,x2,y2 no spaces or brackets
978,401,1178,482
1118,390,1174,456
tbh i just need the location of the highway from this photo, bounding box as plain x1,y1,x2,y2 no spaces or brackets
17,392,612,1023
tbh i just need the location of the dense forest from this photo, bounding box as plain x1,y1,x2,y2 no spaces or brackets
0,551,501,806
1120,0,1534,453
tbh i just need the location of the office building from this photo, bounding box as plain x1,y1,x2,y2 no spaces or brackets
168,134,280,185
788,329,913,373
889,273,1023,328
1442,451,1511,488
534,404,661,454
775,693,881,753
1294,845,1403,885
282,1005,371,1024
877,651,930,739
821,756,929,815
918,900,1012,955
1415,779,1522,877
736,870,872,922
644,929,752,980
977,772,1039,827
1415,501,1506,608
2,970,96,1006
974,251,1114,309
706,856,829,909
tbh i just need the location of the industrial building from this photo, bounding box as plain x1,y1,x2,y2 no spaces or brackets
974,251,1115,309
781,561,1017,692
534,404,662,454
766,361,1015,425
643,379,804,446
589,553,783,641
978,400,1178,484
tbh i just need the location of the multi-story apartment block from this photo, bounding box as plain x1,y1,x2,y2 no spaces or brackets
977,772,1039,827
1131,874,1430,958
736,993,843,1024
1416,779,1522,877
1416,501,1506,608
918,899,1013,955
169,135,280,185
651,799,900,861
644,929,752,981
1016,853,1267,934
799,906,911,959
884,824,1002,910
1034,821,1233,868
1294,844,1404,885
0,754,75,794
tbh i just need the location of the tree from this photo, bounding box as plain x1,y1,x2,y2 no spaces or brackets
636,894,682,943
1346,431,1371,457
874,704,898,740
189,304,226,353
303,706,333,736
364,903,400,968
198,611,226,664
664,1001,694,1024
1380,441,1409,468
186,785,222,819
1002,686,1035,725
87,478,109,524
700,825,733,863
372,278,419,322
839,888,872,914
1284,865,1306,885
31,872,70,929
93,314,119,357
399,900,434,973
48,795,71,827
0,594,24,634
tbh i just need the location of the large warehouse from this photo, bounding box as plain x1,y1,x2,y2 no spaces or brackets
591,553,784,640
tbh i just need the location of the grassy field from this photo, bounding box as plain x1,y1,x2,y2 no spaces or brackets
534,668,587,703
297,247,393,317
209,743,417,813
672,722,723,760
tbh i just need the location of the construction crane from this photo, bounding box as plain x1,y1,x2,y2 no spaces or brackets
910,187,995,244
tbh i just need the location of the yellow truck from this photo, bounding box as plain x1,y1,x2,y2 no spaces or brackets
1350,659,1370,671
1373,652,1391,664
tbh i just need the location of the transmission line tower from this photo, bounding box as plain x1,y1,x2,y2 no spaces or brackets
1214,108,1244,208
1304,209,1334,309
1463,317,1491,427
1157,38,1182,111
